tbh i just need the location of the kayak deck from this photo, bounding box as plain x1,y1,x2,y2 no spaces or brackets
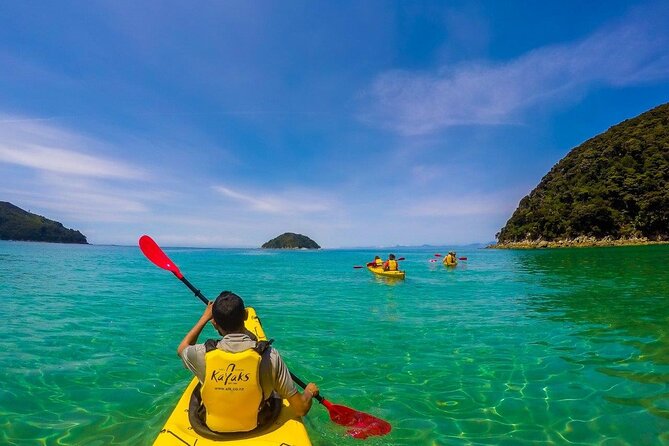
153,378,312,445
153,307,312,446
366,266,406,279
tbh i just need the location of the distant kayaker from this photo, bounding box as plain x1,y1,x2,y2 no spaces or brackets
383,254,398,271
178,291,320,433
444,251,457,266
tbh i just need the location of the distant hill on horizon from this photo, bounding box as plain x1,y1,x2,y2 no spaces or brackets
496,102,669,245
261,232,320,249
0,202,88,244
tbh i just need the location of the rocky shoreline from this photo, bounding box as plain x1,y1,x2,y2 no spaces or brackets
489,236,669,249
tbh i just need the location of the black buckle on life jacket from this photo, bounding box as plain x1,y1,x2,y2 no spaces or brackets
204,338,274,355
254,339,274,355
204,338,219,353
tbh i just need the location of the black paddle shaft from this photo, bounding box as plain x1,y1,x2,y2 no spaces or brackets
179,276,209,305
290,372,324,403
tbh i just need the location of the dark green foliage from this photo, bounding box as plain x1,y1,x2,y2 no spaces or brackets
497,103,669,242
261,232,320,249
0,202,88,244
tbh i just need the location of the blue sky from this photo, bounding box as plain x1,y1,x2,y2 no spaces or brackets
1,1,668,248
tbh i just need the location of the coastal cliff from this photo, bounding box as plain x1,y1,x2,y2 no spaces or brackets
0,202,88,244
494,103,669,248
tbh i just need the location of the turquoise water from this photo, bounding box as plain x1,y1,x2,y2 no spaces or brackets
1,241,668,445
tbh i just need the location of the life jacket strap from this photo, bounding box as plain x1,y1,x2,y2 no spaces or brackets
204,338,219,352
203,338,274,354
254,339,273,355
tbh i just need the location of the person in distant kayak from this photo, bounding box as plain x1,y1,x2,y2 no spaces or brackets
383,254,398,271
443,251,457,266
373,255,383,267
178,291,319,433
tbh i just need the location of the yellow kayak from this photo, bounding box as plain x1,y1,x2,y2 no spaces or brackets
153,307,312,446
366,265,406,279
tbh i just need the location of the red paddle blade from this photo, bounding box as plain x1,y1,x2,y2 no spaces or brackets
434,253,442,257
138,235,184,279
322,400,391,439
459,257,467,261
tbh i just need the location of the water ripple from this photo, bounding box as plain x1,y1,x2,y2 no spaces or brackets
0,242,668,445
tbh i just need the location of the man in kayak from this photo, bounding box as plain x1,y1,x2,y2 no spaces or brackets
443,251,457,266
373,255,383,267
178,291,320,432
383,254,398,271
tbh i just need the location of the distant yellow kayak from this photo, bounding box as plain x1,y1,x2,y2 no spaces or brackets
367,265,406,279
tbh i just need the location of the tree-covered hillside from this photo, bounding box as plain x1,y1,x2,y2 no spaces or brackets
261,232,320,249
497,103,669,243
0,202,88,244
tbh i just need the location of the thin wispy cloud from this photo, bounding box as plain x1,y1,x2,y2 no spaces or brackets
0,173,154,222
0,145,145,179
0,115,162,233
405,191,519,218
0,117,145,179
213,185,333,215
19,190,147,222
360,5,669,135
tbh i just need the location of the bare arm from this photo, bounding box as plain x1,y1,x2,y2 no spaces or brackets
287,382,319,417
177,302,213,356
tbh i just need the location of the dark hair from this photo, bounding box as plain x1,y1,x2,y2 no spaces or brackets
212,291,245,332
389,254,396,260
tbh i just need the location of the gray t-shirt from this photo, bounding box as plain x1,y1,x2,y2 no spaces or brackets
180,333,297,400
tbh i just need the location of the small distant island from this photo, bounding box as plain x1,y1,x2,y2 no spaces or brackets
261,232,320,249
0,201,88,244
493,102,669,249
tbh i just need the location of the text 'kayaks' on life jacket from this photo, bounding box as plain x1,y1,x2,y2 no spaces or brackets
200,339,272,433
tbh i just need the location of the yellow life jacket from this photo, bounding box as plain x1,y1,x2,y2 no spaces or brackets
374,258,383,266
200,342,267,432
387,259,398,271
444,254,456,265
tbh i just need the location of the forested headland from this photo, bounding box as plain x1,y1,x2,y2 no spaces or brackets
0,202,88,244
495,102,669,248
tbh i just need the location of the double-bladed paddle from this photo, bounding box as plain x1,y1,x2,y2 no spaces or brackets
353,257,405,269
434,253,468,261
138,235,391,440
